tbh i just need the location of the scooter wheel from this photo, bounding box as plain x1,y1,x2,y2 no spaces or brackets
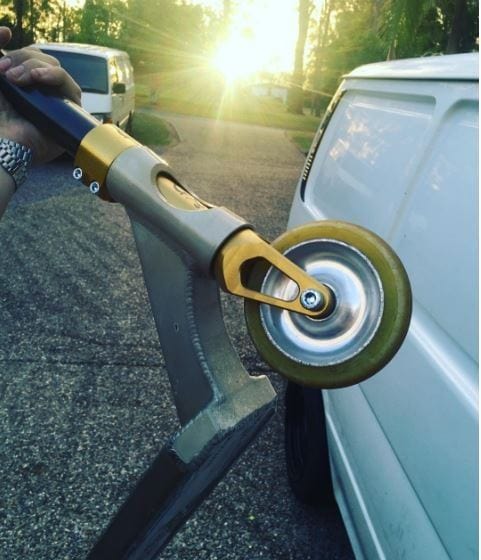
244,221,412,388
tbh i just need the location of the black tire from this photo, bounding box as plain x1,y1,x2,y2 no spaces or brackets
125,112,133,135
285,381,334,506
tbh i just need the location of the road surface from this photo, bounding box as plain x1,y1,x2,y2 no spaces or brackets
0,112,354,560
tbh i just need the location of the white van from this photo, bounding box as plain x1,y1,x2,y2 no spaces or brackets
285,53,478,559
34,43,135,131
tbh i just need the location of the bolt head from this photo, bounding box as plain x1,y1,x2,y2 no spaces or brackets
89,181,101,194
72,167,83,180
300,289,324,311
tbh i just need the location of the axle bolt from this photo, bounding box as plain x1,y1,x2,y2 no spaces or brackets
300,289,324,311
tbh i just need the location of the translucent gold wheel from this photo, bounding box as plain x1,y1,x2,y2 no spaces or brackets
244,221,412,388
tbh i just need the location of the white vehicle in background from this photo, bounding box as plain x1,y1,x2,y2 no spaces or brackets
285,53,478,560
34,43,135,132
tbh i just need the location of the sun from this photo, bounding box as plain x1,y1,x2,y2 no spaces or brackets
212,34,261,84
209,0,301,83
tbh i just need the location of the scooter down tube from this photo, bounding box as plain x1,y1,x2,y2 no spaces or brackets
0,71,411,558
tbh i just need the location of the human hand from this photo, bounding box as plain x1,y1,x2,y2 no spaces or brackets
0,26,82,163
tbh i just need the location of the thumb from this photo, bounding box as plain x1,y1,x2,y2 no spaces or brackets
0,27,12,50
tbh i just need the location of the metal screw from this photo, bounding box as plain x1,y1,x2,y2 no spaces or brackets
300,289,324,311
72,167,83,180
89,181,101,195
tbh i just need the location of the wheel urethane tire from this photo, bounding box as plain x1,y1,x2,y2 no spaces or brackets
245,221,412,388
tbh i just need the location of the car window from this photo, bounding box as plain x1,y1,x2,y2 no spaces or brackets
117,58,131,84
41,50,108,94
304,89,434,237
124,59,133,83
109,59,119,84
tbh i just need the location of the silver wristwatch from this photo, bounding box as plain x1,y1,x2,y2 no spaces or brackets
0,138,33,189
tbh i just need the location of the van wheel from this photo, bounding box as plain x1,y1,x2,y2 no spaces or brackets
285,381,334,505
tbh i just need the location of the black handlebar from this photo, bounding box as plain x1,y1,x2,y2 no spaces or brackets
0,53,99,156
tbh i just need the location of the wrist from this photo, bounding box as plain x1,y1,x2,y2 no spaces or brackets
0,137,33,189
0,163,15,219
0,162,15,190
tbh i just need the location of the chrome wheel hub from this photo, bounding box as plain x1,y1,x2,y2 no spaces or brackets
260,238,384,367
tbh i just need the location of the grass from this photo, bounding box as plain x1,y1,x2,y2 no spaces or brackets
131,111,173,147
134,71,321,150
286,131,316,154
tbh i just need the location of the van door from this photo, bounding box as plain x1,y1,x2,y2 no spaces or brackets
290,77,478,559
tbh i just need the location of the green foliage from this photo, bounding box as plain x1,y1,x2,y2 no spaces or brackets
114,0,218,70
383,0,478,57
0,0,75,46
0,0,477,124
130,111,172,146
135,77,320,132
317,0,386,94
75,0,124,47
306,0,478,101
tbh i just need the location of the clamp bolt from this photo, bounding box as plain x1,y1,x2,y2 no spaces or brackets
300,289,324,311
72,167,83,180
89,181,101,195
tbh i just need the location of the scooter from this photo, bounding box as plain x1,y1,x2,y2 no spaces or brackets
0,66,411,559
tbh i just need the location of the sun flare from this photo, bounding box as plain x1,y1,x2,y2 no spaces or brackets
208,0,303,83
212,35,262,84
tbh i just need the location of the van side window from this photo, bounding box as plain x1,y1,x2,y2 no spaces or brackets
117,58,131,84
305,90,434,237
109,59,119,84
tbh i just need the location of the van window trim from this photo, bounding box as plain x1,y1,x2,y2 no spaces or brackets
300,87,346,200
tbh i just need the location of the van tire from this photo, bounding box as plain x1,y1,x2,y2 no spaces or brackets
285,381,335,505
126,113,133,135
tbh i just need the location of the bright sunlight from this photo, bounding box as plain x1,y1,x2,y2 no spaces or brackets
205,0,312,83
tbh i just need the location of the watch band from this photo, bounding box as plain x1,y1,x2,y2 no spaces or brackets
0,138,33,189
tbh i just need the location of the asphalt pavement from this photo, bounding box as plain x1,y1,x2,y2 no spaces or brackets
0,114,354,560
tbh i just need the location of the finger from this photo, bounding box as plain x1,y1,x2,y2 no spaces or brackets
4,58,51,85
4,58,82,105
30,66,82,105
2,47,60,69
0,27,12,49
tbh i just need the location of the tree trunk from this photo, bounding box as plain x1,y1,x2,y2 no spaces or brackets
13,0,26,47
312,0,331,117
287,0,312,114
446,0,468,53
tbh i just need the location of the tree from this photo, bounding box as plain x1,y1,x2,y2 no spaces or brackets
1,0,74,45
310,0,332,116
383,0,478,57
445,0,478,53
287,0,314,114
311,0,385,95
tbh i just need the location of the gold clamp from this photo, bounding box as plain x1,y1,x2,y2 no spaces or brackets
215,228,334,318
74,124,140,201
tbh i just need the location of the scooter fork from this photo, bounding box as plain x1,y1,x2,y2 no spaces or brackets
85,140,279,559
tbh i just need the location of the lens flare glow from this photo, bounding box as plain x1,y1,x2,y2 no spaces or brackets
212,35,262,83
208,0,306,82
